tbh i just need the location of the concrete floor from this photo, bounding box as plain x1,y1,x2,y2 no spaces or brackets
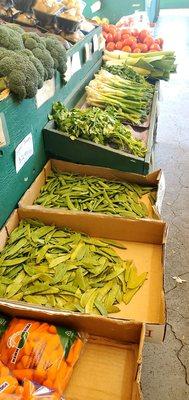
142,9,189,399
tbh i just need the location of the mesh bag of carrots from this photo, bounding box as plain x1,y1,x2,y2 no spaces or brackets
0,315,84,399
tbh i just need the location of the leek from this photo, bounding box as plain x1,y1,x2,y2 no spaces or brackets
86,69,154,125
103,50,176,81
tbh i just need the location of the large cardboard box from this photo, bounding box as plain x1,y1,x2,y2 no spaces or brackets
0,208,166,343
0,309,145,400
19,159,165,220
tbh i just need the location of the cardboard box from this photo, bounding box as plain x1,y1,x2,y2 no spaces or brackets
65,322,145,400
0,208,166,343
19,159,165,219
0,309,144,400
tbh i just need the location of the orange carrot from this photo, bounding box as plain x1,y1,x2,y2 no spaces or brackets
48,326,57,335
12,369,34,381
22,379,35,400
0,376,18,394
66,338,83,366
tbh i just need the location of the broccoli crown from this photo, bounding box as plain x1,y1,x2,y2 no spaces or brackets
44,36,67,77
32,47,54,80
0,51,38,100
9,71,27,100
0,48,13,59
0,25,24,50
22,32,46,51
5,23,24,35
18,49,45,89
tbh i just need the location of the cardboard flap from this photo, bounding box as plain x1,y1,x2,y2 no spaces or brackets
18,208,166,245
51,159,160,185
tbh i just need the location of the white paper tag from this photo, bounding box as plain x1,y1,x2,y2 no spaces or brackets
15,133,34,173
93,34,99,52
98,34,105,50
91,1,101,13
64,56,72,82
155,172,165,214
0,117,6,148
71,52,81,75
84,43,92,62
36,77,55,108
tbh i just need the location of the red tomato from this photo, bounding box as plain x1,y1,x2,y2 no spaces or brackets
106,33,114,43
132,28,139,38
123,36,135,47
139,29,150,43
122,45,132,52
136,43,148,52
130,35,137,42
150,43,161,51
115,41,123,50
102,24,110,33
106,42,116,51
109,25,117,35
131,41,137,51
143,36,154,49
133,48,141,53
113,31,122,43
102,31,108,40
122,34,130,41
121,28,131,35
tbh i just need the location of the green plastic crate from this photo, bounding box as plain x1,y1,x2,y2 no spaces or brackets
44,84,158,175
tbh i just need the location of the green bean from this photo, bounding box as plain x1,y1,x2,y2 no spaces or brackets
35,171,156,219
0,220,148,315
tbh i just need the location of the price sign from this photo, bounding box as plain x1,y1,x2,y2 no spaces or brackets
36,77,55,108
15,133,34,173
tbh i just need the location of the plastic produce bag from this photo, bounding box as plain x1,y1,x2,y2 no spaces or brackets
0,316,84,399
0,361,60,399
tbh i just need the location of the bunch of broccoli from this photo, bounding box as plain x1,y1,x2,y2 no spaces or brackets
0,24,67,100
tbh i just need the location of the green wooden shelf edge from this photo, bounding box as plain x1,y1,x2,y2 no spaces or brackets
0,26,102,229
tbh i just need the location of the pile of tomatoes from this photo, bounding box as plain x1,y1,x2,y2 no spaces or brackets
102,25,163,53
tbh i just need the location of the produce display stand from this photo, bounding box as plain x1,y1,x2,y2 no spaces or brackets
43,82,159,175
0,8,175,399
0,26,102,229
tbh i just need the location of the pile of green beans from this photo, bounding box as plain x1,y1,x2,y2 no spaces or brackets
35,172,155,219
0,220,147,315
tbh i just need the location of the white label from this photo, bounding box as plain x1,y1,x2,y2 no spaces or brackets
0,117,6,148
15,133,34,173
71,52,81,75
156,172,165,214
93,34,99,52
36,77,55,109
91,1,101,13
84,43,92,62
98,33,105,50
64,57,72,82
